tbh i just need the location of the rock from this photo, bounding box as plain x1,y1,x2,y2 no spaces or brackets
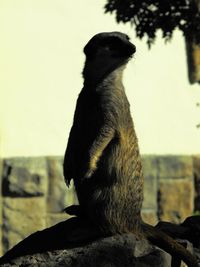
157,156,193,179
142,156,158,211
1,216,200,267
0,217,172,267
157,156,194,223
3,197,46,253
0,238,172,267
2,158,48,197
193,156,200,181
141,156,159,225
46,157,78,213
141,209,158,225
158,178,194,223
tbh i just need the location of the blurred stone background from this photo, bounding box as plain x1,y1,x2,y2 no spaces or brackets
0,155,200,256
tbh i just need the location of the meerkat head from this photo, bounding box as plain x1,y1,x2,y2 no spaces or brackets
82,32,136,86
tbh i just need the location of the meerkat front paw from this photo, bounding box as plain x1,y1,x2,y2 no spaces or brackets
83,157,98,178
84,168,96,179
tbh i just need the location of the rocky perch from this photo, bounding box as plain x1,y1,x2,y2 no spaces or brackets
0,215,200,267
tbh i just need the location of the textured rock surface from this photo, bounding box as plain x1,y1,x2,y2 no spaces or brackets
141,156,159,225
0,155,200,255
142,156,158,211
46,157,77,213
158,179,194,223
142,209,158,226
1,216,200,267
157,156,193,179
0,236,172,267
157,155,194,223
2,157,48,197
3,197,46,253
0,217,172,267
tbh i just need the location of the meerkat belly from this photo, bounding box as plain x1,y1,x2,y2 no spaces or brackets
75,132,143,234
77,180,143,234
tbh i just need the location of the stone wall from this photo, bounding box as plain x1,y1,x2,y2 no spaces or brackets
0,155,199,256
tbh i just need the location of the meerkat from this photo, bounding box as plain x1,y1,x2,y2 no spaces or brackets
63,32,199,267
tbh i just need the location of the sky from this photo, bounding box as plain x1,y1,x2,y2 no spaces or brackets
0,0,200,157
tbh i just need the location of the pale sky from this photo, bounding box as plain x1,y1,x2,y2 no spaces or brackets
0,0,200,157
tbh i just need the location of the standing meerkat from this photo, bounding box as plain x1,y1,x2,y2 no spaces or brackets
64,32,199,267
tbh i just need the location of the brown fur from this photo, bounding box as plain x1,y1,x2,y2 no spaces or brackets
64,32,199,267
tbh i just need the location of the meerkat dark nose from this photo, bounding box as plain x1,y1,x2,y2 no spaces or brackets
130,43,136,54
120,33,136,55
120,35,136,56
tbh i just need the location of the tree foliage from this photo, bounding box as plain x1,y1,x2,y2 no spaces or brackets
104,0,200,47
